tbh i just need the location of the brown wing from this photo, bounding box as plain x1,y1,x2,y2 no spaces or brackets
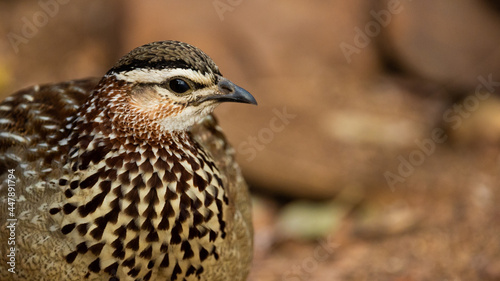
0,78,100,176
0,78,100,281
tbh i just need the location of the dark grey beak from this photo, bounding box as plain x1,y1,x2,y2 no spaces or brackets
199,77,257,105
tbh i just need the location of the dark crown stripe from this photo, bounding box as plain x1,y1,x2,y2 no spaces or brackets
108,59,194,75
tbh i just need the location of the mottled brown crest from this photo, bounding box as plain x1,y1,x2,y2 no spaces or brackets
109,40,221,77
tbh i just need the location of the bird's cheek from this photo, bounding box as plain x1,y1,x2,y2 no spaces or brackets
145,102,184,120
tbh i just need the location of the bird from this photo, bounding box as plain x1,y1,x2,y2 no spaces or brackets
0,40,256,281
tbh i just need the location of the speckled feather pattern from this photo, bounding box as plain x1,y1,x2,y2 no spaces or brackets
0,41,253,281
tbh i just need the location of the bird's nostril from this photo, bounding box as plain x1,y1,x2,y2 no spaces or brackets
219,80,235,94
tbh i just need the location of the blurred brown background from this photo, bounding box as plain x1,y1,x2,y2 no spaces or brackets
1,1,500,280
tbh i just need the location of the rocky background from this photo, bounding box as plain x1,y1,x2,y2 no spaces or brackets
1,0,500,280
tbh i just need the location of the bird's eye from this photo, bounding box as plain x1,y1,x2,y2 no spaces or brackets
168,78,191,94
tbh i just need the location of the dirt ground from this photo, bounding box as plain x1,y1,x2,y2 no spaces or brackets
249,145,500,281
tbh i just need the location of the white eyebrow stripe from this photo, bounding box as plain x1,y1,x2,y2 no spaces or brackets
113,68,214,85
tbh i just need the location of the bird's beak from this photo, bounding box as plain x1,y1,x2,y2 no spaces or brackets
199,77,257,105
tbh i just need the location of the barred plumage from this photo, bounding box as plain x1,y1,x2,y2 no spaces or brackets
0,41,255,281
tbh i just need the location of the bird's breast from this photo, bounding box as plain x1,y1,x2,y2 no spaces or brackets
55,131,229,280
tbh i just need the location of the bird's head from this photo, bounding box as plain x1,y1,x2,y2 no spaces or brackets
90,40,256,138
